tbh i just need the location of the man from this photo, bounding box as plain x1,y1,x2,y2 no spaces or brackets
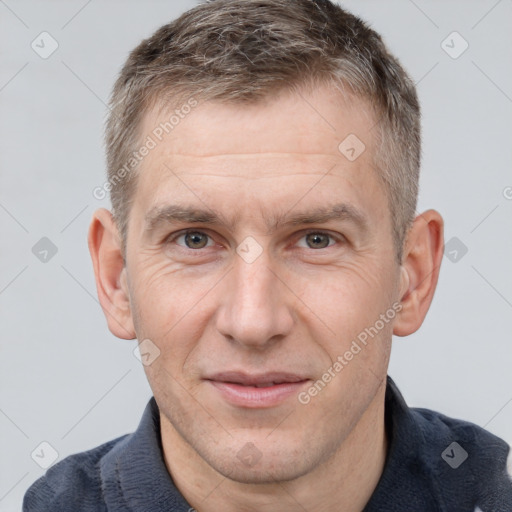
23,0,512,510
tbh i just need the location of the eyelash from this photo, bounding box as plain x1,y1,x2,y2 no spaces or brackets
166,229,344,251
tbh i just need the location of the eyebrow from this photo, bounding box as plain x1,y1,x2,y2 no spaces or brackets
276,203,368,233
144,205,225,234
144,202,369,236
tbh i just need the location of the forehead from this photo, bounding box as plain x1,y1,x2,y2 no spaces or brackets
140,84,375,162
132,84,388,232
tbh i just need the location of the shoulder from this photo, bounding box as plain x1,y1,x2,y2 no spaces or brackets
411,405,509,463
22,435,128,512
411,406,512,507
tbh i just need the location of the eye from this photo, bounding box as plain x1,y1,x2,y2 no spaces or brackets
173,230,214,249
297,231,338,249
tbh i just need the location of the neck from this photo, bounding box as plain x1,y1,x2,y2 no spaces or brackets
161,382,388,512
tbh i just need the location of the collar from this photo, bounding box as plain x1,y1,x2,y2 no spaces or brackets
99,396,191,511
363,375,441,511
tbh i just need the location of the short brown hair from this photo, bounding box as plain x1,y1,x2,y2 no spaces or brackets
105,0,420,262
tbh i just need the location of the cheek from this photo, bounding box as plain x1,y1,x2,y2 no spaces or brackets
129,253,214,322
299,270,394,427
299,258,396,341
127,256,218,367
294,259,397,404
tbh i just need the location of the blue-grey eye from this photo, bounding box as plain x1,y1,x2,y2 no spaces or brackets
304,232,332,249
178,231,211,249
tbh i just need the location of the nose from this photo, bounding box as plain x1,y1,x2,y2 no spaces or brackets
214,248,294,350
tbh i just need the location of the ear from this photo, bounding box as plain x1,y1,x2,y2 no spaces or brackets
88,208,136,340
393,209,444,337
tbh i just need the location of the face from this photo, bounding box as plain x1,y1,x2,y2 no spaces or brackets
123,84,403,483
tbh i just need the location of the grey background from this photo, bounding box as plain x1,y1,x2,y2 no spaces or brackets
1,0,511,509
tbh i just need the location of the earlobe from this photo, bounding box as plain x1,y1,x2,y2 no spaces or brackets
88,208,136,340
393,209,444,337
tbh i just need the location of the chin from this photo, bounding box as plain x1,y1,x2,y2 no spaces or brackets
217,458,311,485
201,440,325,485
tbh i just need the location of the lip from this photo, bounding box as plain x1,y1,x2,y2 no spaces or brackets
205,371,310,408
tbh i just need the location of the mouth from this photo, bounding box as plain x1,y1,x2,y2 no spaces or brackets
204,371,310,408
